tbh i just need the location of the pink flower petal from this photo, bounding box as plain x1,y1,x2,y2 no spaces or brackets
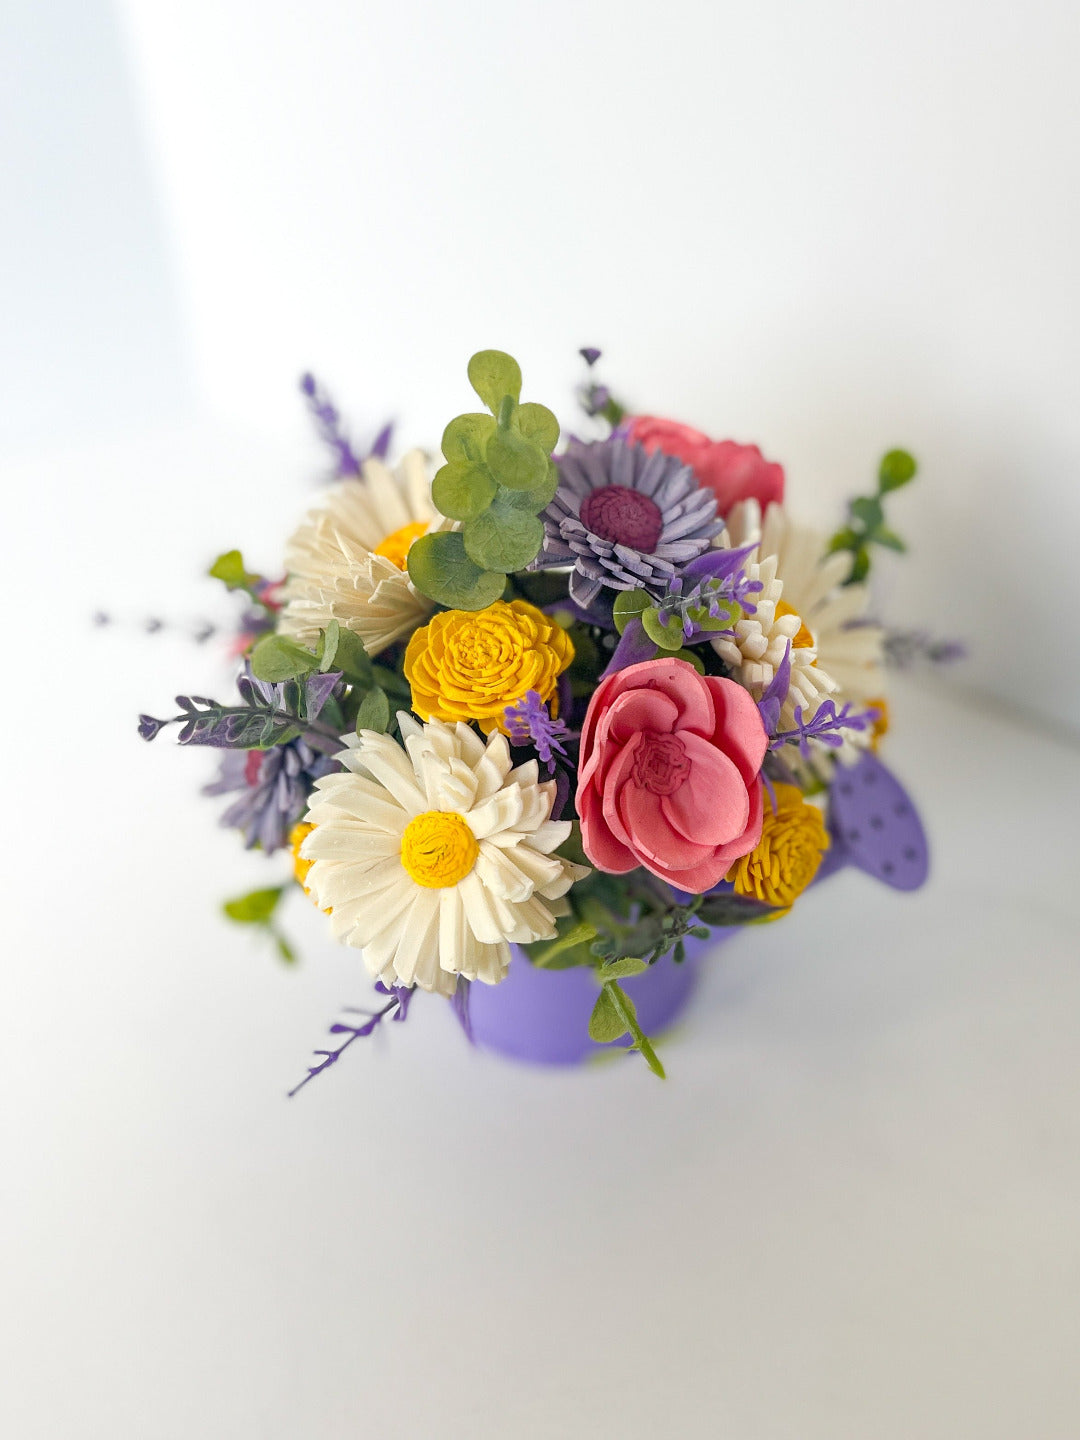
702,675,768,783
604,687,680,743
660,738,749,847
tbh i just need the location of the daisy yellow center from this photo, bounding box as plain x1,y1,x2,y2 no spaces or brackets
400,810,479,888
774,599,814,649
373,519,428,570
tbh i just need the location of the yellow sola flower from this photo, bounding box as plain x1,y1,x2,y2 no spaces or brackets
404,599,574,735
727,784,830,912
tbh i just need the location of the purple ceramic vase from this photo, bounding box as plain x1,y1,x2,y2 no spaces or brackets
463,927,739,1067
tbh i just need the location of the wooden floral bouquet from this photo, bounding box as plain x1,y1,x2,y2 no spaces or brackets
140,350,930,1086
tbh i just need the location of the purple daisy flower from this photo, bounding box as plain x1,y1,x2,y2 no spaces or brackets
204,737,338,853
533,437,724,609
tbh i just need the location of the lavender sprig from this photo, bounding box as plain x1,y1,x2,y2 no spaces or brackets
138,670,345,754
287,983,413,1098
770,699,879,757
300,372,394,480
884,627,968,669
503,690,575,772
654,543,763,641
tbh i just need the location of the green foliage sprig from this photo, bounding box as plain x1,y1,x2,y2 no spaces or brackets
208,549,276,611
222,885,297,964
407,350,561,610
588,963,666,1078
828,449,918,584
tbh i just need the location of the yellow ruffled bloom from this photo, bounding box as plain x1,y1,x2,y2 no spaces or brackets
404,599,574,735
727,784,830,912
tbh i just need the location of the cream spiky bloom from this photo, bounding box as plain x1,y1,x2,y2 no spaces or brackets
299,715,589,996
710,550,840,735
723,499,885,705
279,450,449,657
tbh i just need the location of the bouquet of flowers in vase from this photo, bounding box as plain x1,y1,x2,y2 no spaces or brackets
140,348,930,1086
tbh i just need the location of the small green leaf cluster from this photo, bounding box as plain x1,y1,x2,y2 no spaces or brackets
408,351,560,610
613,587,735,665
588,970,666,1078
208,549,275,609
250,619,407,737
222,885,297,964
828,449,918,584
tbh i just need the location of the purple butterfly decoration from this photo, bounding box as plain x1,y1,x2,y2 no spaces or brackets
826,752,929,892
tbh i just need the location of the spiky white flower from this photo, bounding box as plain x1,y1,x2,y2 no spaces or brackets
300,716,589,995
725,499,885,704
279,451,448,656
713,500,885,765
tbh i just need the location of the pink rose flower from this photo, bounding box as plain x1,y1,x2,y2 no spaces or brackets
576,657,768,893
626,416,785,517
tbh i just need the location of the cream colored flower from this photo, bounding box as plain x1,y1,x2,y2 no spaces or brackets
710,549,839,734
714,499,884,766
725,499,885,704
279,451,446,656
300,716,589,995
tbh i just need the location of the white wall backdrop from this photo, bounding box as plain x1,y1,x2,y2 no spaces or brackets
115,0,1080,735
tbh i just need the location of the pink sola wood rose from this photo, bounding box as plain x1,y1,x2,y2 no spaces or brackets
626,416,785,517
577,657,768,892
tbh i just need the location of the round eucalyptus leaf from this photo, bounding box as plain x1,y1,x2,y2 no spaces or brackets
485,428,549,492
407,530,506,610
462,508,545,574
432,459,497,520
441,412,495,464
467,350,522,414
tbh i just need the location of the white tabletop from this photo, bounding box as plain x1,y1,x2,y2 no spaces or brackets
2,428,1078,1439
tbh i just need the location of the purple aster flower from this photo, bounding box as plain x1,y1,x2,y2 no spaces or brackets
503,689,574,772
533,437,724,609
204,735,337,853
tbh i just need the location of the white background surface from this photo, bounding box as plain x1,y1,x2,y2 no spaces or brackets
3,2,1080,1436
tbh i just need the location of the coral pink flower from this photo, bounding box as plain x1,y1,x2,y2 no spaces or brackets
626,416,785,517
576,657,768,892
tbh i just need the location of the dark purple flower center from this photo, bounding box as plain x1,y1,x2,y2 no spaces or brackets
632,732,690,796
580,484,663,552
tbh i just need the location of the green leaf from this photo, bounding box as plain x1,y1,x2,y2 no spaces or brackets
250,633,319,682
696,892,778,927
407,530,506,610
849,547,871,584
612,587,651,635
528,921,599,968
872,527,907,553
589,985,631,1043
827,526,860,554
605,981,666,1077
484,428,549,492
878,448,918,492
355,686,391,734
273,930,298,964
223,886,283,925
432,459,498,521
332,627,373,686
441,412,496,463
512,401,560,454
462,504,544,574
208,548,259,591
687,599,739,632
640,606,685,651
317,618,340,672
498,458,559,512
598,956,649,981
850,495,884,532
671,648,706,674
468,349,522,414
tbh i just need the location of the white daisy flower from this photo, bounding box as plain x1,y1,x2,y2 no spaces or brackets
279,450,448,656
300,716,589,995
